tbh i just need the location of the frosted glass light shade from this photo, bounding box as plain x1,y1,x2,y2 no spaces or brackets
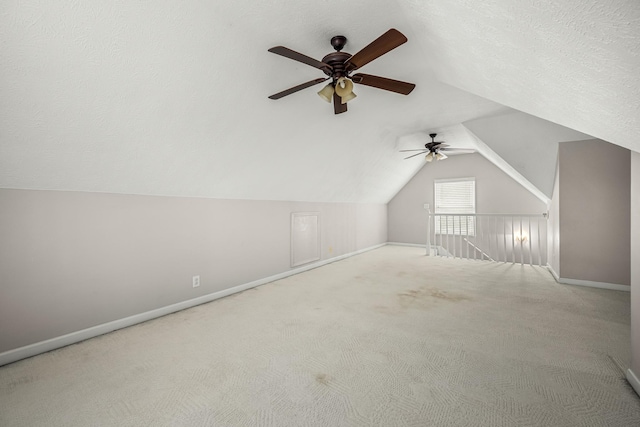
340,91,357,104
335,77,353,96
335,77,356,103
317,84,334,103
426,152,434,162
436,152,448,160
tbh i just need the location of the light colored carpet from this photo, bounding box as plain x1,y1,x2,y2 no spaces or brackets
1,245,639,426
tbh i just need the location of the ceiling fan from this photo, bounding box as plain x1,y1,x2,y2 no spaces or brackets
268,29,416,114
401,133,475,161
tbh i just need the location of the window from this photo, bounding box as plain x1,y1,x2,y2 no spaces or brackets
434,177,475,235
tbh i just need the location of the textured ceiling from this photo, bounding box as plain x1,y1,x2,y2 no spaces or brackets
1,1,638,203
398,0,640,152
464,111,593,199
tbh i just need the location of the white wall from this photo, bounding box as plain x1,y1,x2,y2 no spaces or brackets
0,189,387,355
388,153,547,245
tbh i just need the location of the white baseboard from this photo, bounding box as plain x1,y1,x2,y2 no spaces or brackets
559,277,630,292
0,243,385,367
386,242,426,248
546,264,560,281
546,264,630,292
627,369,640,397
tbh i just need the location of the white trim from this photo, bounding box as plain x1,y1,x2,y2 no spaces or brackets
558,277,630,292
462,126,551,205
627,369,640,397
387,242,427,248
434,176,476,184
0,243,385,367
546,264,630,292
546,264,560,281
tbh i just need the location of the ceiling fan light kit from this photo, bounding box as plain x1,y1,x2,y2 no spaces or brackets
268,29,416,114
317,84,335,103
334,77,356,104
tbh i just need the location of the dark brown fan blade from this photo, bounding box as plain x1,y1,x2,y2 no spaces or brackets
333,92,347,114
440,148,475,153
345,29,408,72
404,151,428,160
268,78,329,100
268,46,332,71
351,73,415,95
399,149,429,152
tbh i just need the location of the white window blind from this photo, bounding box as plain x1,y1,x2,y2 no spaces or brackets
434,178,476,235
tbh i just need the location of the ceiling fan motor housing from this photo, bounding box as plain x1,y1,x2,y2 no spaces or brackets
321,51,351,81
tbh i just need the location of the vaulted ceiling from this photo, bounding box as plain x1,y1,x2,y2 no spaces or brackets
1,1,638,203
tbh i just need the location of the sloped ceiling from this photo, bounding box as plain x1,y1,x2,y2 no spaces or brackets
1,1,638,203
464,111,593,199
397,0,640,152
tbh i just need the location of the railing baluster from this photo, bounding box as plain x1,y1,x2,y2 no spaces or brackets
538,217,542,267
472,217,476,261
426,212,431,256
479,216,484,261
487,216,496,256
428,213,546,265
454,216,457,258
492,216,500,264
503,217,507,263
520,217,524,265
438,215,441,257
453,216,457,258
511,216,515,264
528,217,532,266
459,217,463,259
465,215,469,260
446,216,450,258
461,215,464,259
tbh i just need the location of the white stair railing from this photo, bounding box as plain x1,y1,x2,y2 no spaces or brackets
426,212,548,266
463,238,494,262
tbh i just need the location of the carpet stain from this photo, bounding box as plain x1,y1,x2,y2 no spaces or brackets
398,287,470,308
315,373,329,385
7,375,34,392
428,289,469,302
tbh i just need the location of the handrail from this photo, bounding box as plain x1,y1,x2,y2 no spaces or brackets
431,213,547,218
463,238,495,262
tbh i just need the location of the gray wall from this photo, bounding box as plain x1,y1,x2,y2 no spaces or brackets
0,189,387,353
631,151,640,375
388,153,547,245
558,140,630,286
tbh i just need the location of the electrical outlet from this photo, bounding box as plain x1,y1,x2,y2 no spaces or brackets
192,275,200,288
